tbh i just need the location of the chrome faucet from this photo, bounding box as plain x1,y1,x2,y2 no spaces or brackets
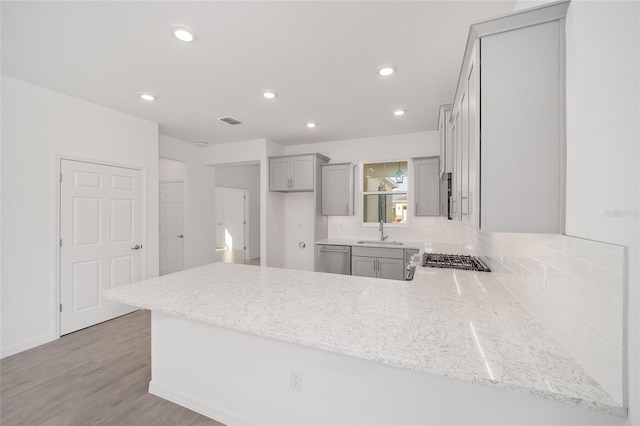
379,220,389,241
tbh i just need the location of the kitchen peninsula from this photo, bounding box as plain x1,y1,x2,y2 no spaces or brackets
103,262,625,425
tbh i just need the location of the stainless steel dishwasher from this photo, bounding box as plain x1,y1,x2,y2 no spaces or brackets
315,244,351,275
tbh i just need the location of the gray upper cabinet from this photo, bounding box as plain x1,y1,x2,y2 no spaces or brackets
480,19,564,233
269,154,329,192
448,1,569,233
321,163,355,216
413,157,440,216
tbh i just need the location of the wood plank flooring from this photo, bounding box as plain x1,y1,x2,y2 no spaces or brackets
1,310,224,426
214,248,260,266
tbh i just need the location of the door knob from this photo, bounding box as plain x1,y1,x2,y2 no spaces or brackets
177,235,184,238
131,244,142,250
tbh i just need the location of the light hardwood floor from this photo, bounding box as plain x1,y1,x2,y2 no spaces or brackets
214,248,260,266
1,310,224,426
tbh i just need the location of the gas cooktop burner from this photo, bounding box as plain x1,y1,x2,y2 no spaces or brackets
422,253,491,272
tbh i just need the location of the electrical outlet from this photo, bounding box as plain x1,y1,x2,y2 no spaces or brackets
290,370,302,390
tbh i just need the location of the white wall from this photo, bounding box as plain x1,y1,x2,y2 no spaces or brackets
215,164,261,260
285,131,465,244
563,0,640,419
159,157,187,181
1,75,159,357
158,135,216,269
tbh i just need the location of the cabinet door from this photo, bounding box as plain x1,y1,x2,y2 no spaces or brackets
377,258,405,280
460,90,470,218
451,117,458,220
444,109,453,174
322,164,353,216
290,156,314,191
270,158,290,191
351,256,376,278
414,157,440,216
466,42,479,228
438,114,445,177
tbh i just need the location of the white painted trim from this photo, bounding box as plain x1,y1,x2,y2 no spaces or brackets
149,381,258,426
1,333,56,359
358,159,411,228
55,154,147,339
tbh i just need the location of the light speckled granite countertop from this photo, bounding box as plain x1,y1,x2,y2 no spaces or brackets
103,262,625,417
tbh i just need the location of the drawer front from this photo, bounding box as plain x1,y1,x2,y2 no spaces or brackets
351,246,403,259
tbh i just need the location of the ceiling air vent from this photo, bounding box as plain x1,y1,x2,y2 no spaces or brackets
218,116,243,125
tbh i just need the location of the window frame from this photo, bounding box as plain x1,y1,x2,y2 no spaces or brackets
359,159,410,228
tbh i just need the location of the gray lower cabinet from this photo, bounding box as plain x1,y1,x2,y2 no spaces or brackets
351,246,405,281
413,157,440,216
351,256,377,278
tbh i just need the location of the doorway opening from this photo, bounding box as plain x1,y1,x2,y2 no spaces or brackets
214,163,261,266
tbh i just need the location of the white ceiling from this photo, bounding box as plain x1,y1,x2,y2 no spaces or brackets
1,1,515,146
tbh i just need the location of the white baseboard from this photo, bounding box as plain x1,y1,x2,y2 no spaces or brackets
1,333,57,359
149,380,259,426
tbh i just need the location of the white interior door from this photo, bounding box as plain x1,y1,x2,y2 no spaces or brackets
60,159,143,335
215,187,248,260
159,181,184,276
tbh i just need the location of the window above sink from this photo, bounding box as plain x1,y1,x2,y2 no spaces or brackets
361,160,408,226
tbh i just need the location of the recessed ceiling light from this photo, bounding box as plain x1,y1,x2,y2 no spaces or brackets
394,109,406,116
378,66,395,77
172,26,195,42
306,122,316,128
262,90,277,99
139,93,155,101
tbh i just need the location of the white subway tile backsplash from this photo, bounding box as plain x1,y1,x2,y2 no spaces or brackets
563,274,587,300
471,228,625,406
504,256,523,275
608,294,623,325
587,329,623,376
526,244,554,264
552,251,592,282
573,237,625,272
584,281,611,316
590,264,624,297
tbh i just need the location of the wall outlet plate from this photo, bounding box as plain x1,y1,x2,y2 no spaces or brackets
290,370,302,390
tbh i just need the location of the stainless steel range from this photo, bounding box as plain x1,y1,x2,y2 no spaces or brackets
422,253,491,272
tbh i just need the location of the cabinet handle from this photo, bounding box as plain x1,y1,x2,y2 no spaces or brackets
415,203,418,214
319,247,350,253
346,203,349,214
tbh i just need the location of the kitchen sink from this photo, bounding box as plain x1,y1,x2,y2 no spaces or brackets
356,240,404,246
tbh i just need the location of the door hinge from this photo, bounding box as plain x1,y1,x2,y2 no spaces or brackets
59,238,62,247
59,303,62,312
243,221,246,225
243,195,246,199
